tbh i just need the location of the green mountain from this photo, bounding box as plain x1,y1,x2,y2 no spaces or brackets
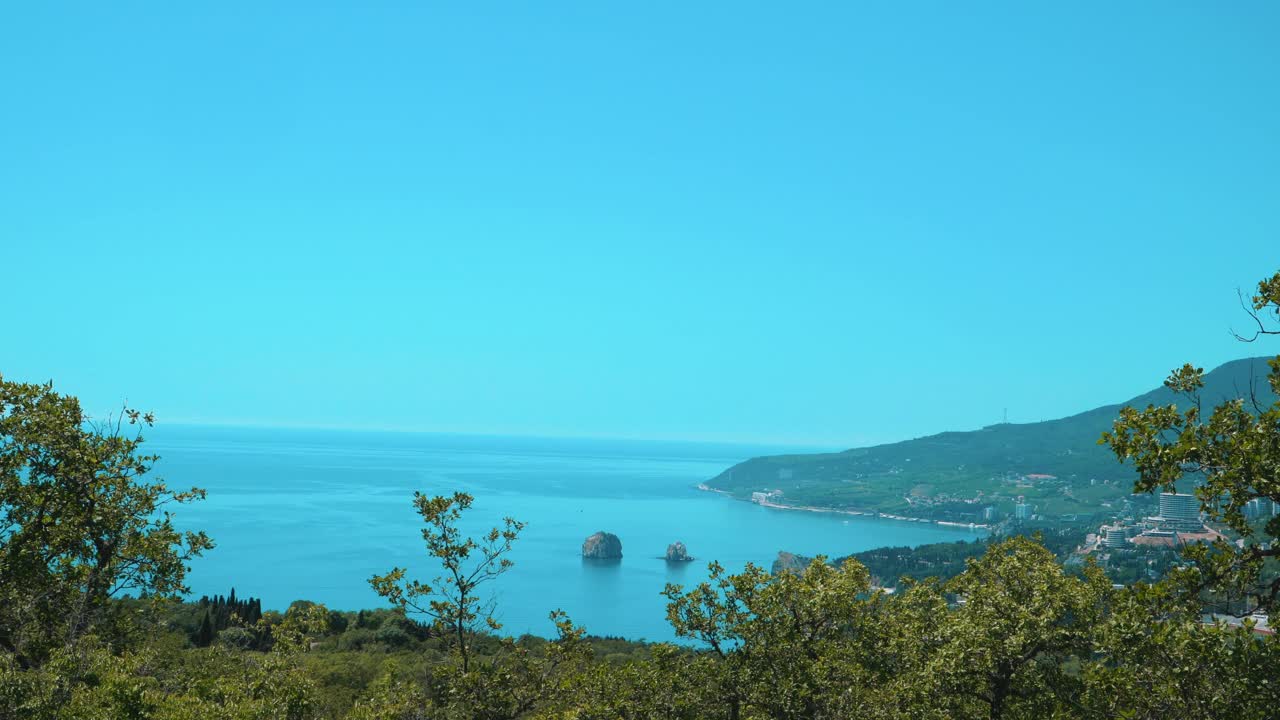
706,356,1277,523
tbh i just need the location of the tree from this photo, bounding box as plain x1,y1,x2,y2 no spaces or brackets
369,491,524,673
0,376,212,669
1087,269,1280,719
1079,579,1280,719
662,556,887,719
550,642,710,720
919,536,1109,720
1101,270,1280,611
196,609,214,648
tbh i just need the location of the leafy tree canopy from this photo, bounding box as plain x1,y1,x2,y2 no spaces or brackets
0,376,211,669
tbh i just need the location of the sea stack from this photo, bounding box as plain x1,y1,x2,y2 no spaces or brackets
664,541,693,562
582,531,623,559
772,551,812,575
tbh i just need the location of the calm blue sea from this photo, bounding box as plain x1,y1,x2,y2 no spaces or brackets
149,426,984,642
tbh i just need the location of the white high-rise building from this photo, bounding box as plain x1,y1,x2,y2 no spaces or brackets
1155,492,1203,531
1246,498,1277,519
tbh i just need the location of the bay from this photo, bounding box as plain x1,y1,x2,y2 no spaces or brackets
150,425,985,642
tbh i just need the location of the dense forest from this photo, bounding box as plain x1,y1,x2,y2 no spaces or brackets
2,271,1280,719
813,525,1086,586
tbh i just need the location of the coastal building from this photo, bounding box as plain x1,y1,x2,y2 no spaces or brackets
1246,498,1278,519
1160,492,1200,523
1151,492,1203,531
751,491,771,504
1132,530,1178,548
1102,525,1128,549
1130,525,1225,548
1015,503,1032,521
982,506,996,521
1204,611,1275,638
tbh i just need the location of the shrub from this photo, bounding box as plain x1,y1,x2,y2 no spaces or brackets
217,627,256,651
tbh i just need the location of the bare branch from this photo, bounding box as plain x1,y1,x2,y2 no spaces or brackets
1231,288,1280,343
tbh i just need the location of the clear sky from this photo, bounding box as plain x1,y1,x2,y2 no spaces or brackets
2,2,1277,446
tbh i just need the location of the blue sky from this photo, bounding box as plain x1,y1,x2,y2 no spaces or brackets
2,2,1277,446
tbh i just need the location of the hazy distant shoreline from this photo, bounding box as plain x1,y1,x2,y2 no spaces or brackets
697,484,989,531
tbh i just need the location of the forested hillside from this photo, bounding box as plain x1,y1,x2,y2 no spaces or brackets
706,356,1278,520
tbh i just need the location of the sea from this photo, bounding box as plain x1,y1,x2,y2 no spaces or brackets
149,425,986,642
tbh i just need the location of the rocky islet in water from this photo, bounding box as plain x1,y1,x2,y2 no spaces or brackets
664,541,693,562
581,531,623,559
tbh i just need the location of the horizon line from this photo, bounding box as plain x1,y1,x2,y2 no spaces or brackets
150,419,852,453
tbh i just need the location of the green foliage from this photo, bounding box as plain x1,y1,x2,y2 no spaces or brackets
0,603,329,720
8,274,1280,720
708,356,1276,521
783,526,1089,588
1080,580,1280,719
653,537,1120,720
216,627,256,652
4,520,1279,719
926,537,1109,719
1102,271,1280,611
198,611,215,648
0,376,212,669
662,555,887,719
369,491,525,672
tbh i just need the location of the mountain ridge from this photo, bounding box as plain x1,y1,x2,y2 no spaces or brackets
705,356,1278,523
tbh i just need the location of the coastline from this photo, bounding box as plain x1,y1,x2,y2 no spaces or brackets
696,484,989,531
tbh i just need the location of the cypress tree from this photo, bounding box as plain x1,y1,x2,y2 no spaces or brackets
196,610,214,647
